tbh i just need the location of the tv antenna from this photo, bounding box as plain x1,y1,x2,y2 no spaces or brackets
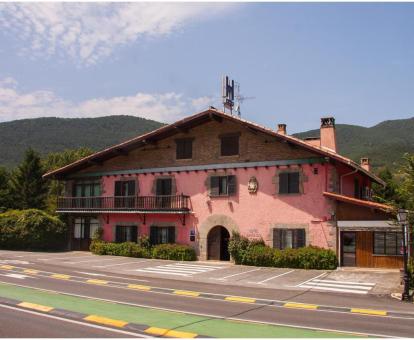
234,82,255,118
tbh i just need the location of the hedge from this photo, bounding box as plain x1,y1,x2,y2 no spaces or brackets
0,209,67,250
228,231,337,270
90,240,196,261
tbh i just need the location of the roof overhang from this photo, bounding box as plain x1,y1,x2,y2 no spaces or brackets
323,191,394,212
43,108,385,185
337,220,398,230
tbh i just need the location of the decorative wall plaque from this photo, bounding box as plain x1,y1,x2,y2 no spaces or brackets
248,176,258,194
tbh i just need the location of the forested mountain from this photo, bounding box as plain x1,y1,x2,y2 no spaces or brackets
1,115,413,170
294,117,414,169
0,116,164,168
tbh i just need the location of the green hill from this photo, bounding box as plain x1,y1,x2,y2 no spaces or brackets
294,117,414,169
0,116,164,168
0,115,413,170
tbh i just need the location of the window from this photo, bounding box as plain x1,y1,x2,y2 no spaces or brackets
73,181,101,197
115,226,137,243
115,180,136,196
156,178,172,196
74,217,100,239
115,180,136,208
176,138,193,159
279,172,300,194
220,134,239,156
89,218,101,239
210,175,237,196
150,226,175,245
273,229,306,250
373,232,403,256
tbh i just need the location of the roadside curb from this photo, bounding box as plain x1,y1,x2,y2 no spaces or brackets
1,264,414,320
0,295,207,338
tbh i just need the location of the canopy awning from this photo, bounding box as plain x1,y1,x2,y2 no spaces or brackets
337,220,400,231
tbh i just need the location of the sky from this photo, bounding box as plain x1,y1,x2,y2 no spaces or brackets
1,2,414,133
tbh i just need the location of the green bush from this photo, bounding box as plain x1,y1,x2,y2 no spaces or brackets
89,240,196,260
151,244,196,261
228,232,337,270
89,240,151,258
0,209,66,250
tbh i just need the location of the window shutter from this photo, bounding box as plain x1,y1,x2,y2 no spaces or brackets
279,173,289,194
273,229,281,249
131,226,138,243
289,173,300,194
210,176,220,196
227,175,237,195
128,181,136,196
221,135,239,156
294,229,306,248
155,179,163,196
115,226,122,243
115,181,122,196
150,227,157,245
168,226,176,243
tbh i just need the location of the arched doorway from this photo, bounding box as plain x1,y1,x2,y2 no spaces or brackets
207,226,230,261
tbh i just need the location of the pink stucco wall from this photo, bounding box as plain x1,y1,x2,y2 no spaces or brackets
99,163,342,250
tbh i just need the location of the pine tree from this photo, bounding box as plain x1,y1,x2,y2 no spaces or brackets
10,148,48,210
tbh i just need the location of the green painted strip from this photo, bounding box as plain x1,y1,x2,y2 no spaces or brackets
0,283,358,338
69,158,326,179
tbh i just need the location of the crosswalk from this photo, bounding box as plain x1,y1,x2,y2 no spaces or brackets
135,263,225,277
297,277,375,294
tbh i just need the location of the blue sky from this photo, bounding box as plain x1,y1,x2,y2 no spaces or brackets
1,2,414,133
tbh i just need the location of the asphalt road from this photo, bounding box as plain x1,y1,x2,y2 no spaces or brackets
0,251,413,337
0,304,137,338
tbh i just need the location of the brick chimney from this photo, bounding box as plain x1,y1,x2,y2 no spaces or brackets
360,157,371,172
320,117,337,152
277,124,287,135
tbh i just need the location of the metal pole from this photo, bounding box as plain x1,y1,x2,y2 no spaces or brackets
401,222,412,302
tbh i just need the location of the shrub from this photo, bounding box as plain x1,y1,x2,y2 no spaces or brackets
89,240,151,258
151,244,196,261
0,209,66,250
228,232,337,270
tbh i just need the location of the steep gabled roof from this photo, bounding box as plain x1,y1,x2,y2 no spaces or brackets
43,107,384,185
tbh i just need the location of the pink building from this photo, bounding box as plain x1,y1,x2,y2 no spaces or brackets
45,108,403,268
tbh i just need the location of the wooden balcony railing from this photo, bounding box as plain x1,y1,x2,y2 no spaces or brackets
56,195,190,212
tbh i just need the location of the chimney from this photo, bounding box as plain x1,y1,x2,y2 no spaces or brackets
277,124,287,135
360,157,371,172
320,117,337,152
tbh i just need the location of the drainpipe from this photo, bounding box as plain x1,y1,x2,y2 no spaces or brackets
340,169,358,195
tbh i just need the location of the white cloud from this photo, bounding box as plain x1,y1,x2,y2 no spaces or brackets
0,77,217,123
0,3,231,66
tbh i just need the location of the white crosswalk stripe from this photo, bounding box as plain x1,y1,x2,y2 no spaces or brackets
135,263,225,277
297,277,375,294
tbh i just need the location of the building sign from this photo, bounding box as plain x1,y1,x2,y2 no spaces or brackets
245,228,261,240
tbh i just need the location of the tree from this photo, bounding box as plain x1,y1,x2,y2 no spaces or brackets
9,148,48,210
372,167,401,205
397,154,414,219
0,167,11,211
42,147,93,212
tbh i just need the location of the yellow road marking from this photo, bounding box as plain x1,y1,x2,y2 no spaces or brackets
51,274,71,280
225,296,256,304
173,290,200,297
284,302,318,310
84,315,128,328
86,279,108,285
23,269,38,275
145,327,198,338
128,284,151,291
351,308,387,316
18,302,54,312
0,265,14,270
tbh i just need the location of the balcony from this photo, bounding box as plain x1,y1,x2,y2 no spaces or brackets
56,195,191,213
